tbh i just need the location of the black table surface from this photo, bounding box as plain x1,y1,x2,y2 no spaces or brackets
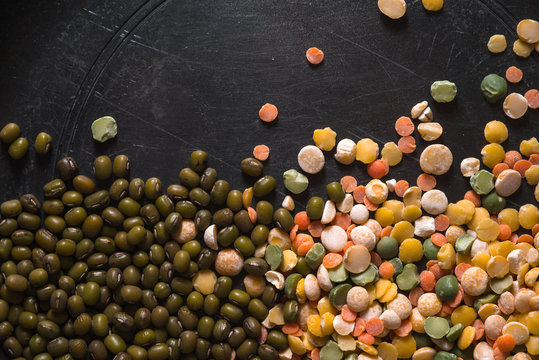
1,0,538,209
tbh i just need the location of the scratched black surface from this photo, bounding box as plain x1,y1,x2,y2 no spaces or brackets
0,0,538,359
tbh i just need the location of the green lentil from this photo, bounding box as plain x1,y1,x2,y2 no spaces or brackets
481,73,507,103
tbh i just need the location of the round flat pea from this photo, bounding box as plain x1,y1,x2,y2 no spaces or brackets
350,263,378,286
455,234,475,255
376,237,399,259
435,275,459,301
445,323,464,342
424,316,450,339
304,243,325,270
328,283,352,309
481,74,507,103
265,244,283,270
489,274,513,294
396,263,419,291
423,238,441,260
283,169,309,194
431,80,457,103
91,116,117,142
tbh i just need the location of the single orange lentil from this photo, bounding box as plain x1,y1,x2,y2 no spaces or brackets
408,287,424,306
394,180,409,198
253,144,270,161
447,287,464,308
473,319,485,340
495,334,516,353
357,332,375,345
364,197,379,211
434,214,450,231
258,103,278,122
367,159,389,179
505,66,523,83
498,224,512,240
532,223,539,237
340,176,358,193
524,89,539,109
454,263,472,282
379,261,395,279
293,233,313,249
282,323,300,335
492,162,510,177
353,185,366,203
308,221,324,238
381,226,393,238
518,234,534,244
419,270,436,291
395,116,415,136
322,253,343,269
398,136,416,154
431,233,447,247
394,319,413,337
297,241,314,256
294,211,311,231
463,190,481,207
365,318,385,337
417,173,437,191
504,150,522,168
530,154,539,165
341,305,357,322
353,318,366,337
310,348,320,360
306,47,324,65
332,212,351,230
513,159,532,177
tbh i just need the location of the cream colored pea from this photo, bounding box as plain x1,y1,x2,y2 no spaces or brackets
513,39,535,57
507,249,525,275
350,205,368,226
417,293,442,317
470,239,488,258
386,179,397,192
204,224,218,250
321,225,347,252
421,190,448,215
333,314,355,335
495,169,522,197
244,275,266,297
504,93,529,119
356,138,379,164
486,256,509,278
176,219,197,243
193,270,217,295
499,291,515,315
414,216,435,238
503,321,530,345
418,106,433,122
365,179,388,204
521,137,539,156
347,286,370,312
334,138,357,165
473,342,494,359
515,289,536,313
380,309,401,330
381,141,403,166
461,267,488,296
417,122,443,141
387,293,412,319
519,203,539,229
517,19,539,44
360,302,383,321
282,195,295,211
484,120,508,143
527,248,539,267
266,271,285,290
411,101,428,119
304,274,321,301
337,194,354,213
343,245,371,273
460,157,480,177
410,308,425,333
321,200,336,224
403,186,422,207
420,144,453,175
350,226,376,250
412,347,436,360
487,34,507,53
378,0,406,19
364,219,382,239
317,265,333,292
297,145,325,174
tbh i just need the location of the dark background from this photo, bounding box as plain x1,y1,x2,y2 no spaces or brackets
1,0,538,210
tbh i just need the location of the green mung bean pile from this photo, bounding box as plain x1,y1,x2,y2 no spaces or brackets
0,151,288,360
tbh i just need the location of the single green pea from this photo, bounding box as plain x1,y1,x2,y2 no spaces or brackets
481,74,507,103
470,169,494,195
283,169,309,194
435,275,459,301
482,191,506,214
431,80,457,103
376,236,399,259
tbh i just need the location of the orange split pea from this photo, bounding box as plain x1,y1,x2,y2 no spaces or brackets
258,103,278,122
306,47,324,65
367,159,389,179
525,89,539,109
395,116,415,136
416,173,437,191
505,66,523,83
253,145,270,161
